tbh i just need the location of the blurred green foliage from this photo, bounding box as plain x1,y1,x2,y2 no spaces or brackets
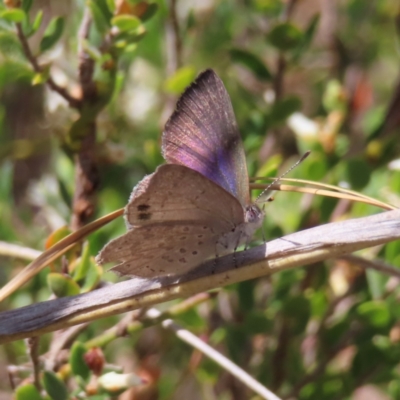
1,0,400,399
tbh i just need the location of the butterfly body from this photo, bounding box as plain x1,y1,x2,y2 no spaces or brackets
96,69,264,278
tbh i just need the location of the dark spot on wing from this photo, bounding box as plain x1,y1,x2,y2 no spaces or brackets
137,204,150,211
192,251,198,255
138,213,151,220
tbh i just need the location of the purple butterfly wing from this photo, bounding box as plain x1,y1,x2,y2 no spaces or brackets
162,69,250,207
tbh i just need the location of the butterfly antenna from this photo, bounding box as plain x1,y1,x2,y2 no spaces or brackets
255,151,311,204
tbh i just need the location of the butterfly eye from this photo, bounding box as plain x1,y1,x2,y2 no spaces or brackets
245,205,263,223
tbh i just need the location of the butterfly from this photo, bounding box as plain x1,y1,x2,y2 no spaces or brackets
96,69,264,278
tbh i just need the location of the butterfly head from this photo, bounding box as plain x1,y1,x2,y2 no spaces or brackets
245,204,264,225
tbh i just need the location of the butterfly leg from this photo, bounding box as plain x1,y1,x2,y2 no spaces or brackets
212,242,220,274
214,237,232,273
233,234,243,268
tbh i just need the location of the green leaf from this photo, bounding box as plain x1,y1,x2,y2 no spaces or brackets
0,60,34,88
106,0,116,13
31,72,46,85
15,384,43,400
352,343,383,379
81,39,102,61
40,16,64,52
267,22,303,51
175,308,205,331
0,8,26,23
270,96,302,123
252,0,282,16
89,0,111,34
42,371,68,400
323,79,347,112
292,14,320,61
237,280,255,311
345,158,372,190
229,48,272,81
111,15,142,32
80,261,102,292
308,290,328,318
30,10,43,36
31,65,50,85
385,240,400,264
112,25,146,50
47,273,80,298
322,318,350,348
22,0,33,13
45,226,71,248
357,301,391,328
302,155,328,181
0,31,23,58
245,312,272,334
366,268,387,299
96,0,113,21
282,295,311,334
389,379,400,399
164,66,196,94
70,342,90,381
73,242,91,282
140,3,158,22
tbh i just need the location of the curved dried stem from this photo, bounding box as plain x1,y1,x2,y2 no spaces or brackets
0,177,396,302
149,307,282,400
1,208,399,344
251,178,395,210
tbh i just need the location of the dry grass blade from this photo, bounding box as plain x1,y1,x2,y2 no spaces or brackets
0,209,124,303
1,208,399,344
251,178,396,210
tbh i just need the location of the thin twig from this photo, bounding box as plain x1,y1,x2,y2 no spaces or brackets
85,292,214,348
70,121,99,230
0,241,41,261
339,254,400,279
281,0,298,21
45,323,90,371
273,0,298,101
270,0,299,155
166,0,182,74
273,54,286,101
78,8,96,101
15,23,81,109
271,319,290,390
26,337,41,392
71,7,99,230
147,307,282,400
162,0,183,123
